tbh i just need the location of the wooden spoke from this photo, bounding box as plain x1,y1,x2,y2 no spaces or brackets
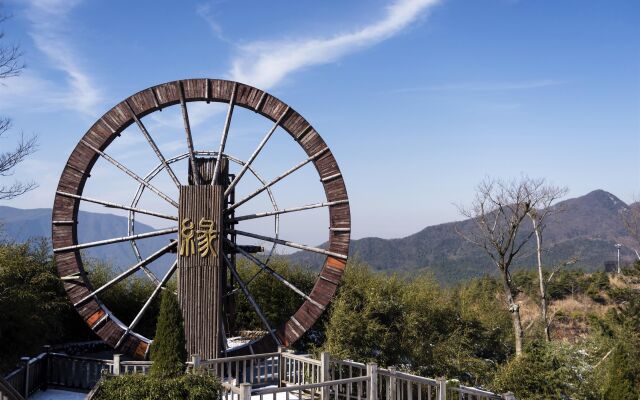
227,239,324,310
231,199,349,222
124,100,181,188
226,146,329,212
53,227,177,253
222,252,281,345
212,82,238,185
80,140,178,208
56,191,178,221
228,229,347,260
115,260,178,348
224,106,289,196
178,81,202,185
73,242,176,307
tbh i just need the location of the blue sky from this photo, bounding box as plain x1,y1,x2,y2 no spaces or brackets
0,0,638,246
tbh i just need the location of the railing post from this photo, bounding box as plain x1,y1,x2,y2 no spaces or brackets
502,392,516,400
320,352,330,400
42,345,51,391
367,363,378,400
436,377,446,400
113,354,121,376
21,357,30,398
389,366,397,400
239,383,252,400
192,354,201,373
278,346,286,387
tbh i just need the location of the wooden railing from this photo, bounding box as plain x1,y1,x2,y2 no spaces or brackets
3,351,104,398
4,345,513,400
331,359,367,381
189,352,280,386
103,355,152,375
377,367,439,400
0,376,24,400
281,351,324,385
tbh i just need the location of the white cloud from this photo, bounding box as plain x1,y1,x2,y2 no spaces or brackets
228,0,440,89
196,1,231,44
12,0,103,115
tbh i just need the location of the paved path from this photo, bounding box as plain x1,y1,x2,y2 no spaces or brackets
30,389,86,400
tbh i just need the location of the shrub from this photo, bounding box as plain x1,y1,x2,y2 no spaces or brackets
92,374,221,400
491,341,579,399
150,290,187,379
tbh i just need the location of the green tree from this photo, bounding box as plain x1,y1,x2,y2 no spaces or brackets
150,290,187,378
491,341,578,399
600,343,639,400
234,257,315,331
0,240,70,371
324,262,508,385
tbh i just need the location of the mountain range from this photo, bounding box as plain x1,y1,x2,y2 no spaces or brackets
289,190,639,283
0,190,637,283
0,206,174,273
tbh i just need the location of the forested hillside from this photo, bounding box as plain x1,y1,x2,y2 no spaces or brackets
1,238,639,399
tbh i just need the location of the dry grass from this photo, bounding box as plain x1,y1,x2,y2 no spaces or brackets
548,294,614,341
609,273,640,290
550,294,610,317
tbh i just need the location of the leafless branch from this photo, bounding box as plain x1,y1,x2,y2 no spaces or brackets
0,13,38,200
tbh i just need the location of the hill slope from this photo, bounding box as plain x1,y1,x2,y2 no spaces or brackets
290,190,638,283
0,206,174,271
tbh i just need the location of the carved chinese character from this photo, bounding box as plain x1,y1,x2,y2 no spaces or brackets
179,218,195,257
197,218,218,257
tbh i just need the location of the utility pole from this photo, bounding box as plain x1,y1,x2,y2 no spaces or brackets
615,243,622,274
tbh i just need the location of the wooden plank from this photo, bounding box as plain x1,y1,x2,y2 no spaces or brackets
178,183,224,359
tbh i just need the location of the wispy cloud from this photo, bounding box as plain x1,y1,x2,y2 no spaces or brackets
196,1,232,44
391,79,565,94
10,0,103,115
228,0,440,89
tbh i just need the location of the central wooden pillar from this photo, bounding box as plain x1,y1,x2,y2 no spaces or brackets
177,157,227,360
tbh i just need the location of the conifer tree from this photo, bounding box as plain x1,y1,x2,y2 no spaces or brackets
150,290,187,378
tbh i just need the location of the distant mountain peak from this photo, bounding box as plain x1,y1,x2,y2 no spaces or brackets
290,189,637,283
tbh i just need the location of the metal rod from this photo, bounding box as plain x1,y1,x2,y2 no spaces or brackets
222,252,281,346
228,239,324,310
124,100,181,188
224,106,289,196
56,191,178,221
53,227,177,252
115,260,178,348
321,172,342,182
178,81,203,185
73,242,176,306
228,229,347,260
80,140,178,207
231,200,348,222
226,146,329,212
212,82,238,185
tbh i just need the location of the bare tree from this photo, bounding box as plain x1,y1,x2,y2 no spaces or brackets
526,182,568,341
0,12,37,200
457,176,554,356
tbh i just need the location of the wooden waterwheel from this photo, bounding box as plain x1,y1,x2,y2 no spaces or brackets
51,79,351,359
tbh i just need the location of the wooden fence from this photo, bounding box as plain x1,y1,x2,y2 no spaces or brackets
3,351,105,398
0,376,23,400
4,346,514,400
